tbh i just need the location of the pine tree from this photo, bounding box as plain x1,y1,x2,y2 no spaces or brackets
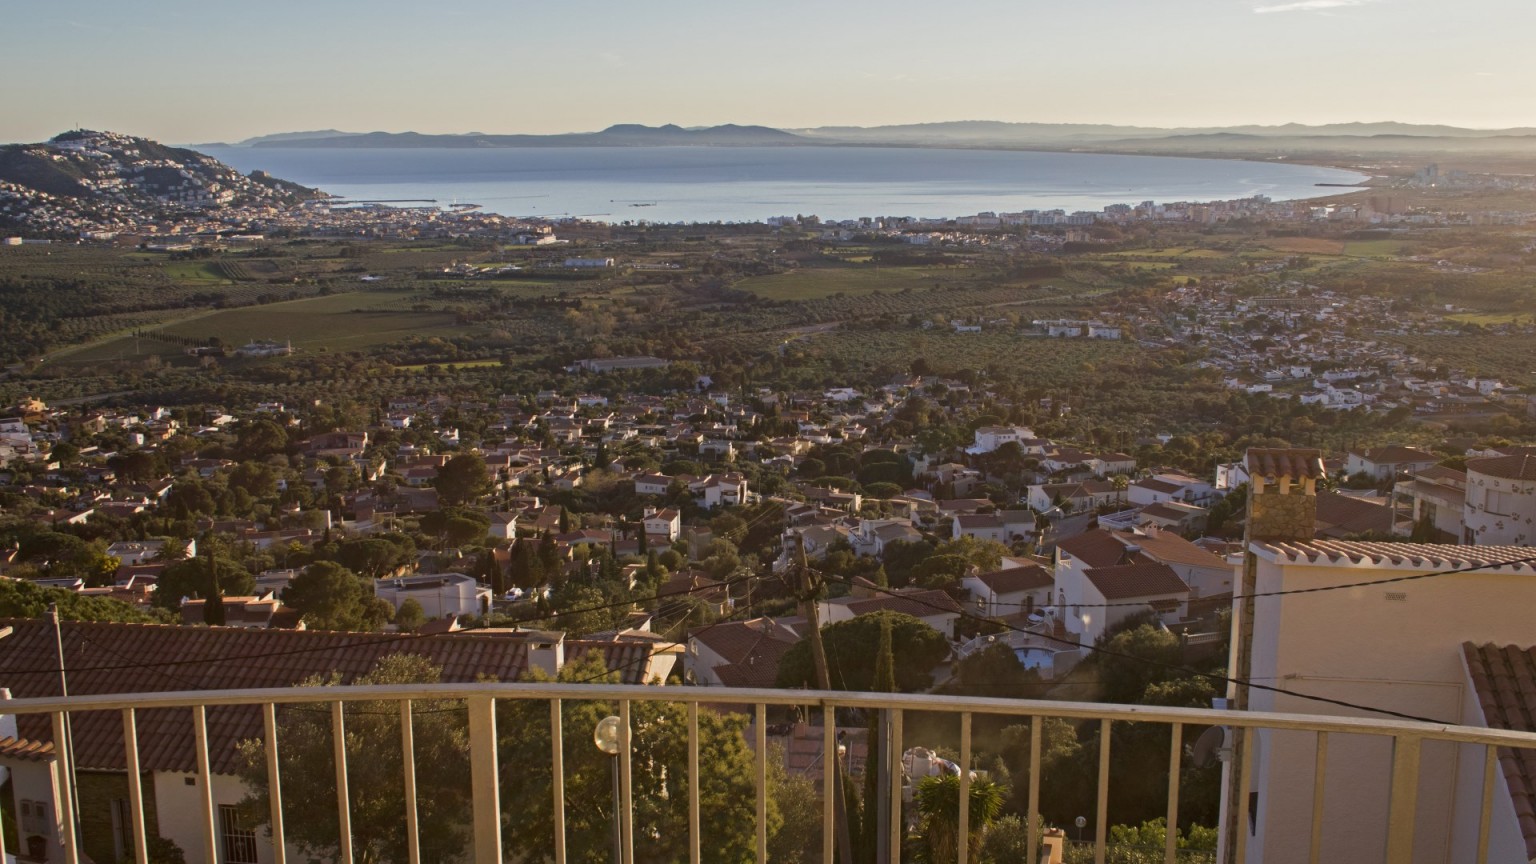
558,506,571,534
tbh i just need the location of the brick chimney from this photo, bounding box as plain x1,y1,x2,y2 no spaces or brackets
1243,448,1323,543
1224,448,1323,863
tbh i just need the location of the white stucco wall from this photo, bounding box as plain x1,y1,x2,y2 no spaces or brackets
1463,467,1536,546
152,772,294,864
1243,552,1536,864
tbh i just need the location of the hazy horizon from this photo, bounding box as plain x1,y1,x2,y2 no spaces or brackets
4,0,1533,144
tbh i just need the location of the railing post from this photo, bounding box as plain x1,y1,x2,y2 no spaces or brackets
262,703,287,864
618,699,634,864
1234,728,1254,864
400,700,420,864
1165,722,1182,864
1095,720,1111,864
193,706,218,864
122,709,149,864
756,703,769,863
51,711,79,864
552,699,567,864
1308,731,1327,864
468,695,502,864
890,708,903,863
1477,744,1497,864
331,702,353,864
1027,718,1042,863
958,713,972,864
687,702,700,864
822,703,836,864
1384,734,1421,862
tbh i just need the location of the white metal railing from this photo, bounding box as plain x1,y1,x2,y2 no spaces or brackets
6,683,1536,864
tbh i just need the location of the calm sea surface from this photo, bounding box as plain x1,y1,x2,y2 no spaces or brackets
202,145,1368,224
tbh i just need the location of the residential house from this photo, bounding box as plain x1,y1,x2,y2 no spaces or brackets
373,572,492,620
1344,445,1439,482
817,588,963,639
963,564,1054,619
685,616,804,687
642,508,681,542
1234,540,1536,864
1392,464,1467,543
1461,451,1536,546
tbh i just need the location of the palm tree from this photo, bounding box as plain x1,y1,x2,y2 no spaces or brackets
911,774,1005,864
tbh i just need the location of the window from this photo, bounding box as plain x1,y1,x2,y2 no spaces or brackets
110,798,134,863
218,804,259,864
20,799,51,836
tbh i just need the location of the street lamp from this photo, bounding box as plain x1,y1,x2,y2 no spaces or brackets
594,716,624,864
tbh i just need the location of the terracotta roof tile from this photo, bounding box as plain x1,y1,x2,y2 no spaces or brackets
0,619,535,774
1082,563,1189,600
1462,642,1536,860
1246,448,1324,480
975,565,1054,594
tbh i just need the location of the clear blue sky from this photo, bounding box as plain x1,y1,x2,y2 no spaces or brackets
3,0,1531,143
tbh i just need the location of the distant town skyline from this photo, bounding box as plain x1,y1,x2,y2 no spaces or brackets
3,0,1532,144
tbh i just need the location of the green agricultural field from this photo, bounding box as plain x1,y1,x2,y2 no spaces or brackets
163,261,229,282
50,292,463,364
795,328,1141,382
1099,247,1228,260
1390,335,1536,385
735,266,954,300
1343,239,1405,257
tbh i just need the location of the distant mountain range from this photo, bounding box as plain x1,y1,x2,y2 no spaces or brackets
217,121,1536,154
233,124,804,149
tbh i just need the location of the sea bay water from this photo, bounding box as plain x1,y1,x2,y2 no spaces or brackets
202,145,1368,224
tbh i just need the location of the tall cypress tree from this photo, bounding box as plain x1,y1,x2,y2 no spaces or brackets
203,547,226,626
858,616,897,863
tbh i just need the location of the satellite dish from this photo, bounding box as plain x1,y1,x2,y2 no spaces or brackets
594,715,623,756
1191,725,1228,768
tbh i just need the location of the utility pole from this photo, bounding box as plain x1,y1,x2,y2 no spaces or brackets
788,534,854,863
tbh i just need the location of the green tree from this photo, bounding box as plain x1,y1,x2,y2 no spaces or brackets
235,656,470,864
395,598,426,632
0,578,168,623
154,556,254,611
777,612,949,693
435,453,491,507
496,655,775,863
236,419,289,460
283,561,393,631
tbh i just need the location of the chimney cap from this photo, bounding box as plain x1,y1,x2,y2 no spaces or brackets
1245,448,1324,480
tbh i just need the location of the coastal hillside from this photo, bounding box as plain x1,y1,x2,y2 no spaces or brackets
0,130,318,239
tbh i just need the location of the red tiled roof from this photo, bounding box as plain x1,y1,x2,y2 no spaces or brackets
1468,454,1536,482
1058,529,1133,569
843,589,962,619
1082,563,1189,600
1254,540,1536,573
975,565,1053,594
0,619,534,774
1313,492,1394,539
1462,642,1536,859
1111,529,1227,569
1351,445,1438,465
